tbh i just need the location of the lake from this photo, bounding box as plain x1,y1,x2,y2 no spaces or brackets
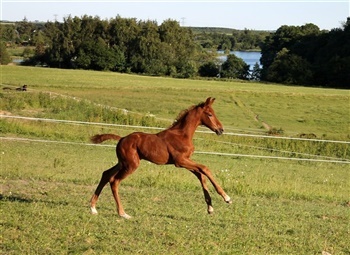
217,50,262,69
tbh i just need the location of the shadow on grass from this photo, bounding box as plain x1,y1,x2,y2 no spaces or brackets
0,194,68,206
0,194,33,203
150,212,193,222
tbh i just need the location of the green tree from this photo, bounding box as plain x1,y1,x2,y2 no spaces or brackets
108,16,140,67
198,62,219,77
220,54,249,79
33,30,46,57
267,48,313,85
0,24,17,43
251,62,261,81
0,42,11,64
41,21,66,67
74,38,125,71
260,19,350,88
23,16,201,78
312,19,350,88
177,60,197,78
130,20,162,74
260,24,321,81
159,19,198,77
16,17,35,44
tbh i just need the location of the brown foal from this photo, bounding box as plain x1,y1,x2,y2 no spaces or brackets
90,97,231,219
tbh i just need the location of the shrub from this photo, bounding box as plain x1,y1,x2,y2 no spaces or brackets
198,62,219,77
0,42,11,65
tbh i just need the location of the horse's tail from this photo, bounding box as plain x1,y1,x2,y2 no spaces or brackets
90,134,122,144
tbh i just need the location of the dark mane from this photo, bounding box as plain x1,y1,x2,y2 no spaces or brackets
170,101,205,128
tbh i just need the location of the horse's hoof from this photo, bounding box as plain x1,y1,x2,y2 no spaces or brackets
90,207,98,215
208,206,214,214
224,195,232,204
120,213,132,219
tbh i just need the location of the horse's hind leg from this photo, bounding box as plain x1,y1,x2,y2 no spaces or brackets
90,164,120,214
109,166,138,219
110,178,130,219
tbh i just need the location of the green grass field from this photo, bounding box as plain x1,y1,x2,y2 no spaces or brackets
1,66,349,254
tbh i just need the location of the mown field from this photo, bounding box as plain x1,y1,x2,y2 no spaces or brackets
1,66,349,254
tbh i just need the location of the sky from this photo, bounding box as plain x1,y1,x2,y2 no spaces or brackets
1,0,349,31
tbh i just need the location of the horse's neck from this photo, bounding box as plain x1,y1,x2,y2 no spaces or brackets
170,108,201,138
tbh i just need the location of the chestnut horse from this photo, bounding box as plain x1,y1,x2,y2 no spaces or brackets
90,97,231,219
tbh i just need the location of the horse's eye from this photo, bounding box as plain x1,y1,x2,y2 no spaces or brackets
208,113,213,117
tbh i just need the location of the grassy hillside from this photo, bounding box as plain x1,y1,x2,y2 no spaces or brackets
1,66,349,140
1,65,349,254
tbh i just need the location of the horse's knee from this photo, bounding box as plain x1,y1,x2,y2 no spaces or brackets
101,170,113,183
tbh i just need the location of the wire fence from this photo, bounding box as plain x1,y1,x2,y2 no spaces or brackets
1,114,349,164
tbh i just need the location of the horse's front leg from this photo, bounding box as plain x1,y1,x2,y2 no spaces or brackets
198,164,232,204
177,158,232,212
191,171,214,214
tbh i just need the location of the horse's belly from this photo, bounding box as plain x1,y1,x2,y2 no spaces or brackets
137,135,169,164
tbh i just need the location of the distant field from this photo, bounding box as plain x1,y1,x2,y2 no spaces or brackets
1,65,349,254
2,65,349,140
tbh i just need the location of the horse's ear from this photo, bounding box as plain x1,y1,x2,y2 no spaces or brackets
205,97,215,106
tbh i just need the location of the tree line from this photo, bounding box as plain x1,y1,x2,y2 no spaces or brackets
1,16,349,88
260,19,350,89
1,16,202,77
30,16,203,78
191,27,270,51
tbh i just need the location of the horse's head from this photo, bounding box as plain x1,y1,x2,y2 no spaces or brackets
200,97,224,135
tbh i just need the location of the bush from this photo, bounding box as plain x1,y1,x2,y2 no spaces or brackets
0,42,11,65
266,48,313,85
198,62,219,77
220,54,250,79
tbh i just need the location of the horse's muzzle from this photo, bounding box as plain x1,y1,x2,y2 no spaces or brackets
215,128,224,135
